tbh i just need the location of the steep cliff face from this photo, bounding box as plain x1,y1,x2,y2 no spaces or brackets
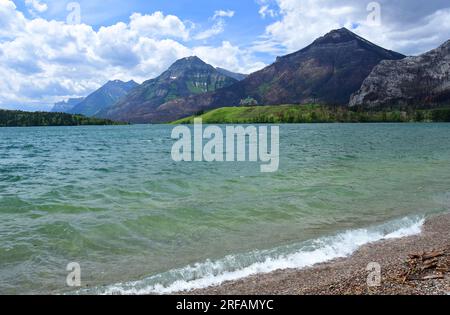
350,40,450,108
100,57,238,123
147,28,405,123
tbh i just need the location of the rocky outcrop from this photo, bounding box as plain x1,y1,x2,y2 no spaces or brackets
350,40,450,108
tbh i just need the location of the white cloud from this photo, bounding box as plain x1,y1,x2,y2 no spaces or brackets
259,5,277,18
129,12,190,41
256,0,277,18
194,19,225,40
0,0,27,38
25,0,48,14
352,7,450,56
193,9,235,41
213,10,235,20
193,41,266,74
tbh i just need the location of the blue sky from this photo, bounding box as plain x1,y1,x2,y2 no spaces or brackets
1,0,450,110
15,0,276,61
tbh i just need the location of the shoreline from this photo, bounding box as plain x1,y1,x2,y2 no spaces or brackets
171,105,450,124
183,213,450,295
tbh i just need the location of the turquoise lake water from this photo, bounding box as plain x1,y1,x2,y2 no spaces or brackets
1,124,450,294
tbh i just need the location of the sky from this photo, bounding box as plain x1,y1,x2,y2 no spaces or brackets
1,0,449,111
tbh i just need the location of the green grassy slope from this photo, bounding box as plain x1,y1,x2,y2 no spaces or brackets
172,105,450,124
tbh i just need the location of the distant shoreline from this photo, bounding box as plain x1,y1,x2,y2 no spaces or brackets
182,213,450,295
172,105,450,124
0,109,125,127
3,105,450,127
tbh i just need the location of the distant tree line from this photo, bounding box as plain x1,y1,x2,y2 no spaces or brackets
242,107,450,124
0,110,124,127
179,105,450,124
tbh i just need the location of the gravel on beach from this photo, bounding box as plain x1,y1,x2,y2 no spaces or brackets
185,213,450,295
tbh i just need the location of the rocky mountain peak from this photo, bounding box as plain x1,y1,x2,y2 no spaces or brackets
168,56,210,71
105,79,137,88
312,27,359,45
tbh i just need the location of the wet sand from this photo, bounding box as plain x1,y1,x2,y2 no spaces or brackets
185,213,450,295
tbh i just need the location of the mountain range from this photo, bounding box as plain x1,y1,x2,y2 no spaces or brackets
50,28,450,123
141,28,406,123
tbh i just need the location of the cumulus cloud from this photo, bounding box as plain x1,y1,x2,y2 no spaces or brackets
256,0,450,56
0,0,26,38
129,12,190,41
0,1,260,110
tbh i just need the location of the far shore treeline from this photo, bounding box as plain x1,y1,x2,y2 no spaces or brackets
172,105,450,124
0,109,124,127
2,104,450,127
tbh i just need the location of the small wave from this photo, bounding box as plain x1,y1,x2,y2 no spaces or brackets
77,215,425,295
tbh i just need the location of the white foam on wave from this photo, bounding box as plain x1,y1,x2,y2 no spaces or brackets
79,215,425,295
